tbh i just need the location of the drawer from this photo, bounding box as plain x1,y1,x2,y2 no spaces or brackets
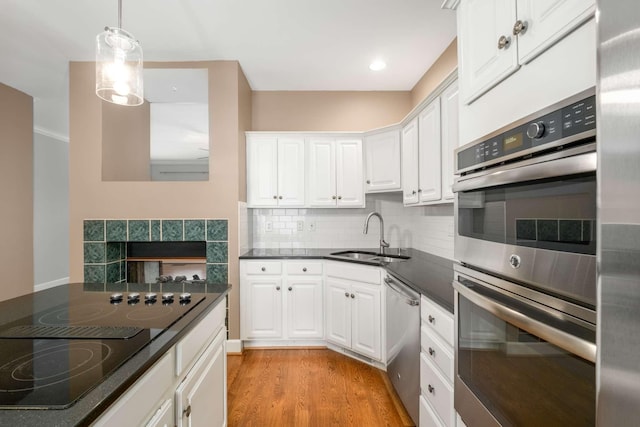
420,353,454,427
244,260,282,275
421,325,454,383
420,395,445,427
286,261,323,275
325,261,381,285
421,296,454,347
176,300,225,376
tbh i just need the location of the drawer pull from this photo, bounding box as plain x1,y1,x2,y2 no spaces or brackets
428,315,435,324
288,286,293,291
428,384,435,394
351,293,355,299
261,267,266,272
428,347,435,357
302,267,307,272
276,286,281,291
345,292,350,298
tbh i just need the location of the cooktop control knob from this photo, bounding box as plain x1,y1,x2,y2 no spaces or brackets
110,293,123,303
144,292,157,302
128,292,140,301
162,292,174,303
179,292,192,303
526,121,545,139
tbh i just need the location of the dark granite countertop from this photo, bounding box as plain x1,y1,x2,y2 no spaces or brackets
240,247,455,313
0,282,230,426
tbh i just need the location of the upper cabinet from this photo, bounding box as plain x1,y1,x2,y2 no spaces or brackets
246,135,305,207
364,128,402,193
307,137,364,208
457,0,595,105
402,79,459,206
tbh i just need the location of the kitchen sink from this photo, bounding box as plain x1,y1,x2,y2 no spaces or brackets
329,250,410,264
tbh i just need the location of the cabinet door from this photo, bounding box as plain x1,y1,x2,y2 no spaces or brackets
458,0,518,105
350,283,381,361
516,0,595,64
176,329,227,427
277,137,306,206
247,136,279,207
418,98,442,203
242,278,283,339
325,278,351,348
402,118,420,205
286,278,324,339
365,129,402,192
336,138,364,207
440,81,459,201
307,138,337,207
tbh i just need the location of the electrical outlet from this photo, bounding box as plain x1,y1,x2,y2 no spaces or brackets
297,220,304,231
308,221,316,231
265,221,273,232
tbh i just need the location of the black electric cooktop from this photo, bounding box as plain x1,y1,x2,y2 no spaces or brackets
0,283,205,409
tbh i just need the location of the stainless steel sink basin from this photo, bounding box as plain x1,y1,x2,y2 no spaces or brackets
330,250,410,264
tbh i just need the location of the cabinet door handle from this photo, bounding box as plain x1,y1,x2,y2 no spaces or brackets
428,384,435,394
278,196,283,199
350,293,355,299
366,180,371,184
428,347,435,357
288,286,293,291
184,405,192,418
498,35,511,50
412,190,417,195
428,315,435,324
513,19,527,36
302,267,307,272
332,195,337,200
338,196,342,200
418,189,422,193
261,267,266,272
276,286,281,291
345,292,350,298
273,195,277,199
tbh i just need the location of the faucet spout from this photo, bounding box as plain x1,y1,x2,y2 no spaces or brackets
363,212,389,254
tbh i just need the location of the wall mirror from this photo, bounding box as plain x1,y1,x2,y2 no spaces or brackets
101,68,210,182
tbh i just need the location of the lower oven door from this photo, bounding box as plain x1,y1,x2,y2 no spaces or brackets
453,272,596,427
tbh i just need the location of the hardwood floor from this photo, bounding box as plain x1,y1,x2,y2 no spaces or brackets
227,349,415,427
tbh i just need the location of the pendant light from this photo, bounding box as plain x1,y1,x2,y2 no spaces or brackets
95,0,143,106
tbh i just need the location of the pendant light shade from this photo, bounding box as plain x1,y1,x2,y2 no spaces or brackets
95,1,143,106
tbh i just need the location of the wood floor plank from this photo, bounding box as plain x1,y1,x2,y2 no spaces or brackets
227,348,415,427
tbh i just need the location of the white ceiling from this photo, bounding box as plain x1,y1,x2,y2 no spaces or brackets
0,0,457,137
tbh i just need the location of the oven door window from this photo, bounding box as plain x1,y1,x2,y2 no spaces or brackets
457,282,595,426
457,173,596,255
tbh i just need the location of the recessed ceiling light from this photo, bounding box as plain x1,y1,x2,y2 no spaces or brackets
369,60,387,71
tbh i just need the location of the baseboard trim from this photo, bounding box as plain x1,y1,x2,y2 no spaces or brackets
34,277,69,292
243,340,327,349
226,339,243,354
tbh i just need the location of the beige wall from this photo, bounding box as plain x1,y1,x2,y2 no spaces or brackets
252,91,412,131
238,65,252,202
69,61,245,339
101,99,151,181
410,39,458,109
0,83,34,300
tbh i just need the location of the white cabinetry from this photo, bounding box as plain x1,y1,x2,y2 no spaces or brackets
419,296,455,427
94,300,227,427
325,262,383,361
457,0,595,105
246,134,305,207
402,79,459,206
364,128,402,193
307,138,364,207
241,260,324,343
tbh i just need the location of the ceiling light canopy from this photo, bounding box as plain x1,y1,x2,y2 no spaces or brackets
369,60,387,71
95,0,143,106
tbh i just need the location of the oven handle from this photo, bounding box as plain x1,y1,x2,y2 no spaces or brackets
452,151,596,193
453,280,596,363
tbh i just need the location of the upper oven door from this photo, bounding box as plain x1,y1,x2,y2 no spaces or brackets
453,144,597,307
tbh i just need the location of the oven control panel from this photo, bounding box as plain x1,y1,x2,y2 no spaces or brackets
456,92,596,174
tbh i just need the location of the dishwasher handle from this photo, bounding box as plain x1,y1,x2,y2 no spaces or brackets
384,276,420,306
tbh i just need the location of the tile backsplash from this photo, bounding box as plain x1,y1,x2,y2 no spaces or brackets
82,218,229,284
248,193,455,259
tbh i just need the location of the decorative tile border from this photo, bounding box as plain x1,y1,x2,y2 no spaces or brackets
83,219,229,284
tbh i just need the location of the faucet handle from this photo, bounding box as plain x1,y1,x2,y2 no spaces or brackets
381,240,390,248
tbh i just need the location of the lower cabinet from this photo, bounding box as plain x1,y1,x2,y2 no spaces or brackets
93,301,227,427
325,262,383,361
241,260,324,342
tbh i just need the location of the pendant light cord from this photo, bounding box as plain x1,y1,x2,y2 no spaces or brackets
118,0,122,29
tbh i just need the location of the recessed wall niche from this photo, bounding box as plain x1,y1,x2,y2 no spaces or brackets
101,68,210,181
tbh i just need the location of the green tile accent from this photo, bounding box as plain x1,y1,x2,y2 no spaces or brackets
106,220,127,241
185,220,205,241
206,264,228,284
84,265,106,283
206,242,228,263
106,242,121,263
162,220,183,241
84,243,106,263
106,262,120,282
128,220,150,241
207,220,228,241
84,220,105,242
151,220,161,241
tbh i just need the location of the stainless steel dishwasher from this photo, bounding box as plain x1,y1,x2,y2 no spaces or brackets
385,273,420,425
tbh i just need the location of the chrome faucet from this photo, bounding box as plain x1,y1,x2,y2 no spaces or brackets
363,212,390,255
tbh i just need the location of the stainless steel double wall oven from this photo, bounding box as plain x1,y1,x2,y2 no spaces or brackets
452,88,597,426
